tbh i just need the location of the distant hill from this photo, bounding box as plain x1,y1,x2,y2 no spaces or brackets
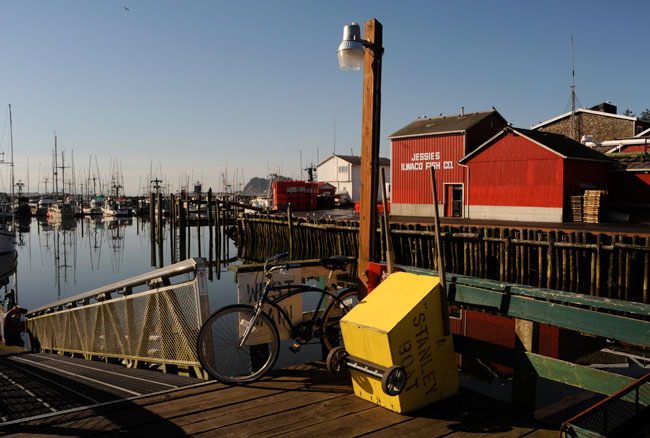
243,176,292,195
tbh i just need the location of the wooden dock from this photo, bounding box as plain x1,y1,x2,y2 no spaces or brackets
0,353,557,437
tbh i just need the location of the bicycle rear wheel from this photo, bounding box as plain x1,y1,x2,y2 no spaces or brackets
320,289,359,352
197,304,280,384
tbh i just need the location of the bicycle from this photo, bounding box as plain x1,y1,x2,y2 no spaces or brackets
197,252,358,384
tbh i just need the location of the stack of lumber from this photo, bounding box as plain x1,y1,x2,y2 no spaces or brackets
570,196,583,222
583,190,608,223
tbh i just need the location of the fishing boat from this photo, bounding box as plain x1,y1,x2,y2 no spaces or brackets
36,198,55,216
83,197,105,215
47,200,75,220
102,200,132,217
0,222,16,254
29,198,39,216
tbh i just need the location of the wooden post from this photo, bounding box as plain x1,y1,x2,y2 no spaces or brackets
197,192,202,257
157,192,163,246
207,189,213,275
170,193,176,264
149,214,156,267
356,18,383,299
595,234,602,297
512,318,538,414
430,167,450,336
178,196,186,261
608,235,616,298
186,191,191,257
569,232,575,291
216,199,221,280
149,192,155,224
547,235,554,289
617,235,624,300
380,168,394,274
287,204,293,259
643,237,650,304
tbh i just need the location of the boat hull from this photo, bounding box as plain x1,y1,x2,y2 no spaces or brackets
0,228,16,254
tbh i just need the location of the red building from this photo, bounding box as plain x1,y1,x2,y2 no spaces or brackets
459,127,613,222
389,110,507,217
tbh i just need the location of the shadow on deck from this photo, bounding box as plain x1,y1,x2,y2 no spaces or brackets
0,361,558,437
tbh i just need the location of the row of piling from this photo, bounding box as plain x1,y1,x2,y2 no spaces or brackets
147,190,238,279
237,212,650,304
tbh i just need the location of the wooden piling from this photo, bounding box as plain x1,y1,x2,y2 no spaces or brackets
287,204,293,259
197,193,202,257
643,236,650,304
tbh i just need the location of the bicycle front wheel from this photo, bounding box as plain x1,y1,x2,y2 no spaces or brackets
197,304,280,384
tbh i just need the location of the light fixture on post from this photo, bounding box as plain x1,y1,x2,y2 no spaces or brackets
338,19,383,298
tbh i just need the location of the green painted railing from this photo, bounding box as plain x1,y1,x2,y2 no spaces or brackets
401,265,650,403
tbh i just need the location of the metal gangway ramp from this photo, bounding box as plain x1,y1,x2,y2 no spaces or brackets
1,258,211,424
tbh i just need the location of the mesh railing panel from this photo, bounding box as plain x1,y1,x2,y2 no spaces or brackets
27,282,201,367
563,375,650,437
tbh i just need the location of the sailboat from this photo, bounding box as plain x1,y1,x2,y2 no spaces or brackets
0,104,17,254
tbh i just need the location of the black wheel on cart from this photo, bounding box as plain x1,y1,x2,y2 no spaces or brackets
382,365,406,396
326,346,348,375
320,289,359,352
197,304,280,384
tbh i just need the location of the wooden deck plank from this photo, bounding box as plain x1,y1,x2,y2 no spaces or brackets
199,393,374,438
0,364,562,437
1,366,344,437
358,391,503,438
270,403,406,438
144,380,353,436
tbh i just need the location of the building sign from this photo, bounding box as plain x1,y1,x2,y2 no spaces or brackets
400,152,454,171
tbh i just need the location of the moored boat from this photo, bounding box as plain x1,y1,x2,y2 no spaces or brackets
0,223,16,254
83,197,105,215
36,198,55,216
47,201,75,220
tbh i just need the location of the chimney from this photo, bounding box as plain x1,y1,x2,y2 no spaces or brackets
461,106,465,117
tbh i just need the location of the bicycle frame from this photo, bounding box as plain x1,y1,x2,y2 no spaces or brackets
237,272,354,348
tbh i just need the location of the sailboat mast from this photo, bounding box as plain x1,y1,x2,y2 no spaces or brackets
570,36,576,141
8,105,15,229
8,105,14,202
54,134,59,198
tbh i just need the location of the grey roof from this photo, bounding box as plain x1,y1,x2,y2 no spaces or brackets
388,110,503,139
331,154,390,166
460,127,615,164
608,155,650,171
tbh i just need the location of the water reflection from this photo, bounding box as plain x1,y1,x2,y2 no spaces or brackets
14,217,239,311
0,251,17,290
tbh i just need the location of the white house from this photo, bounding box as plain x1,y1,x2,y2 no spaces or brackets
315,154,391,203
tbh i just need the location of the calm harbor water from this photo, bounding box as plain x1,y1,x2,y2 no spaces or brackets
11,216,239,313
8,215,323,370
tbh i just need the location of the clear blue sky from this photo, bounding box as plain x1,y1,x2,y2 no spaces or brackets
1,0,649,195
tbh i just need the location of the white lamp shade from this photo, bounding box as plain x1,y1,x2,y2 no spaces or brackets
338,41,365,71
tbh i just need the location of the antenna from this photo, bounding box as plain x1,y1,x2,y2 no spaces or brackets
333,117,336,154
570,36,577,141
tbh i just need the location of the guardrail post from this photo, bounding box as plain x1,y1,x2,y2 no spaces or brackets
512,318,539,415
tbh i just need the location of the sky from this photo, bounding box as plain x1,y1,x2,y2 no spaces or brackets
1,0,649,196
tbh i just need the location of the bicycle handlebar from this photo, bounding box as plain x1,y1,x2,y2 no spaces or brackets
263,253,351,277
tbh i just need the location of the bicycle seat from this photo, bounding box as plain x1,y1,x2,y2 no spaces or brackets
320,255,352,271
